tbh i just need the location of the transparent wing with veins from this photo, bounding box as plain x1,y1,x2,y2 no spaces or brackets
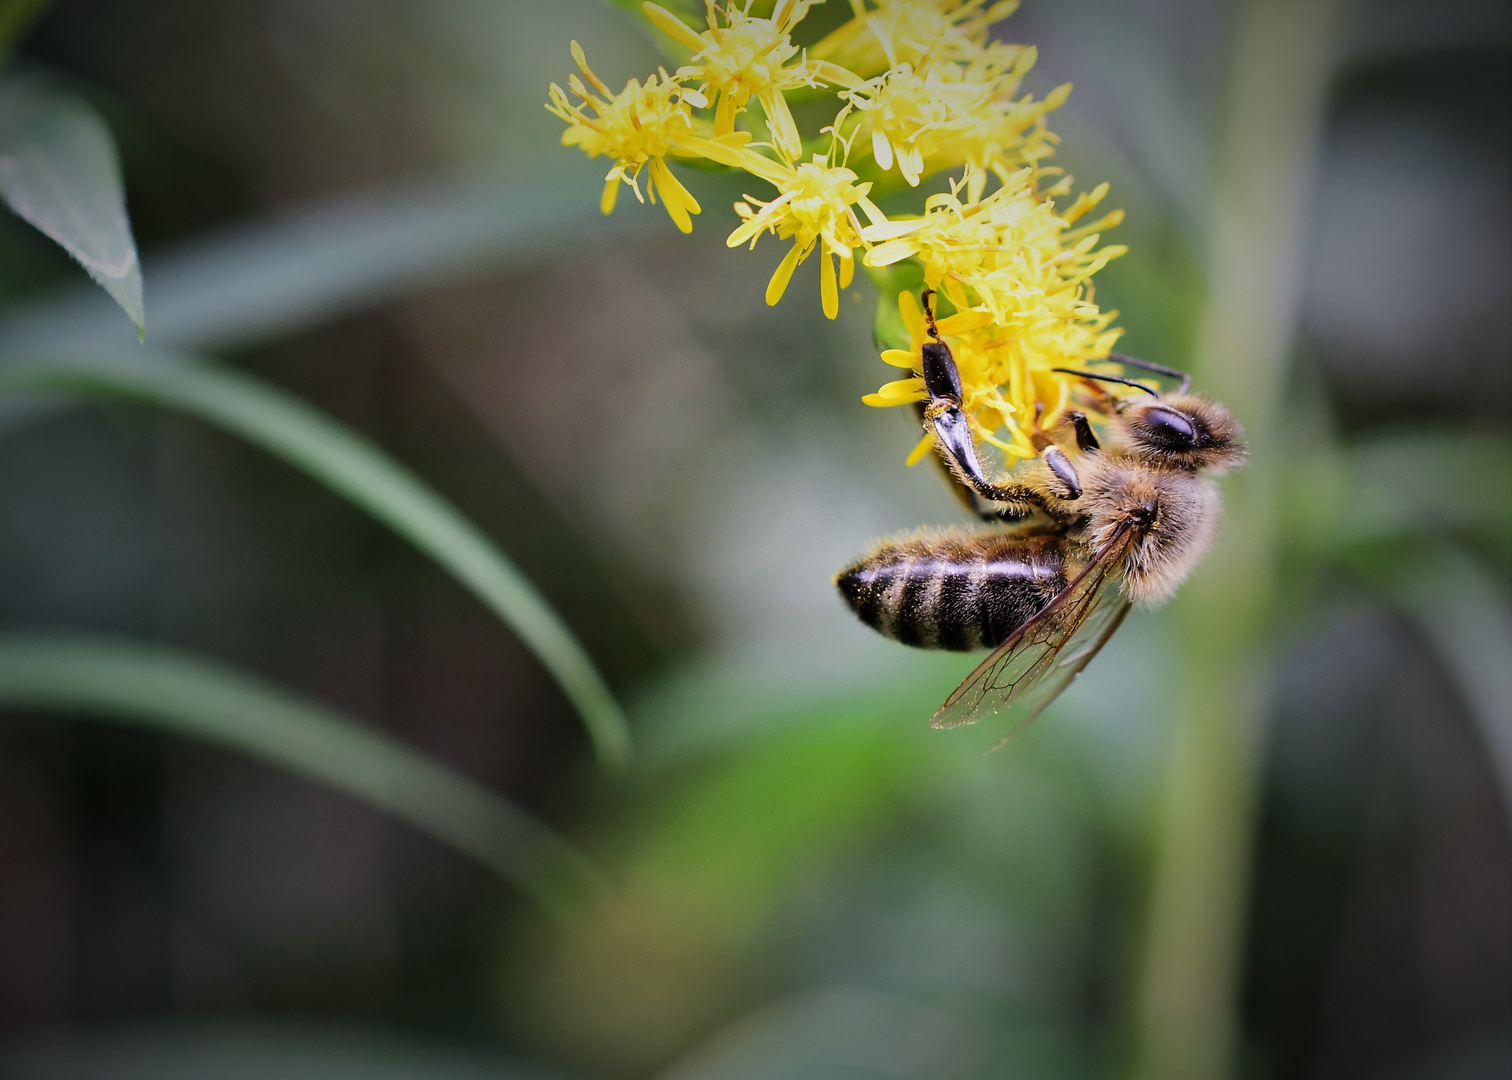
930,524,1135,733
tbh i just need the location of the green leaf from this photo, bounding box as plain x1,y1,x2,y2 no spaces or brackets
0,351,633,770
0,78,143,336
0,632,605,916
0,168,640,355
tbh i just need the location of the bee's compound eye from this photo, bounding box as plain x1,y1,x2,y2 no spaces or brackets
1139,405,1199,447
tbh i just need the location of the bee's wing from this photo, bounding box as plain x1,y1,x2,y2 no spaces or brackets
930,524,1135,733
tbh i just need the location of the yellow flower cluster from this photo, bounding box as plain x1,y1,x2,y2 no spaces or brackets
546,0,1131,469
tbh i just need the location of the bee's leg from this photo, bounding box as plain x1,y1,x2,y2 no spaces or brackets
912,401,1031,522
1041,446,1082,499
921,338,1075,511
1067,411,1100,452
914,400,984,518
926,400,1064,510
959,482,1034,524
979,502,1034,525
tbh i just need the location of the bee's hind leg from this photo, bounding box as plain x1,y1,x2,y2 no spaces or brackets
962,482,1035,524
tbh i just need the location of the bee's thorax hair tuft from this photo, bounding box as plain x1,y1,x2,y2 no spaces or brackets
1075,456,1219,604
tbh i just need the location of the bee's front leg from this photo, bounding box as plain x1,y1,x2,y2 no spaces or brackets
920,337,1079,513
1066,411,1100,452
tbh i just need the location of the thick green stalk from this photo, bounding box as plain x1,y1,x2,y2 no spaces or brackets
1130,2,1347,1078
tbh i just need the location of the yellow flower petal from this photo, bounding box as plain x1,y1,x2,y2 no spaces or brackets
821,248,839,319
641,2,708,53
862,389,926,408
937,309,994,334
811,60,864,89
727,189,796,247
856,196,888,228
880,349,917,369
864,238,923,267
657,158,701,214
569,40,612,98
898,144,924,187
905,432,935,466
715,91,739,136
862,218,927,242
679,136,788,184
766,240,809,305
1062,181,1109,225
760,89,803,162
601,177,620,215
650,158,697,233
981,430,1033,457
898,290,925,338
876,377,926,399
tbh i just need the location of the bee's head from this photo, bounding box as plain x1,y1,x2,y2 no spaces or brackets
1118,395,1246,473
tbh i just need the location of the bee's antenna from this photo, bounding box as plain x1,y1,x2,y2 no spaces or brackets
1052,368,1160,397
1108,353,1192,395
921,287,942,342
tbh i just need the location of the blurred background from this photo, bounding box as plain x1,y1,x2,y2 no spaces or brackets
0,0,1507,1078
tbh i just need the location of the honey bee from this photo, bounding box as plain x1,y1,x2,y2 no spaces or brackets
836,292,1245,733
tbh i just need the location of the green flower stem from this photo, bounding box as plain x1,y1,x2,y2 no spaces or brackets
1130,2,1348,1078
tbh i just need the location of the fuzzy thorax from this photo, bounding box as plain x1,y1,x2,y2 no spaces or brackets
1076,455,1220,604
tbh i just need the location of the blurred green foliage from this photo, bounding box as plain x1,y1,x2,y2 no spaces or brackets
0,1,1507,1079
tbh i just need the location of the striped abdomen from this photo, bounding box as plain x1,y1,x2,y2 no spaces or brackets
835,531,1068,651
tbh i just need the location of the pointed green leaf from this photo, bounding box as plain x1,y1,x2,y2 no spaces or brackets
0,632,605,916
0,351,633,770
0,78,143,335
